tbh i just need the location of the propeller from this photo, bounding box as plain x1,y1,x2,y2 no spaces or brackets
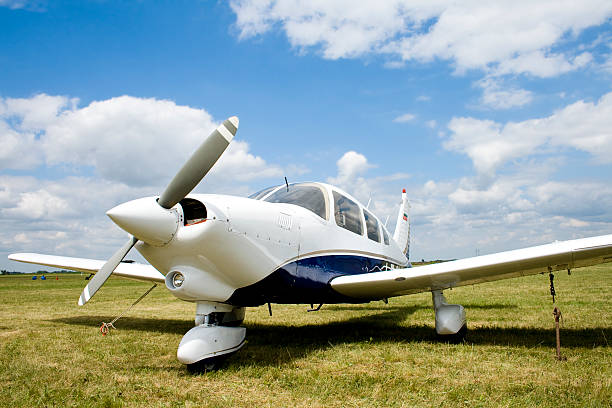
159,117,239,209
78,116,239,305
78,236,138,306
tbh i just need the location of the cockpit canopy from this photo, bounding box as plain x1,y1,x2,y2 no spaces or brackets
250,182,391,245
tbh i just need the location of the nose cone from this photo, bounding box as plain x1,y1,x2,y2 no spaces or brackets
107,197,180,246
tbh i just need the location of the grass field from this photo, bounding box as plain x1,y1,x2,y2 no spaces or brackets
1,265,610,407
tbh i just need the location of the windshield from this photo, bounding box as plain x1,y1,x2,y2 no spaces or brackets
263,184,328,219
248,185,279,200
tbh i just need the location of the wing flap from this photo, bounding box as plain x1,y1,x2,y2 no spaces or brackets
330,234,612,299
8,253,165,283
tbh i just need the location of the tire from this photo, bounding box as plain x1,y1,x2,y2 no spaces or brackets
186,355,228,373
436,324,467,344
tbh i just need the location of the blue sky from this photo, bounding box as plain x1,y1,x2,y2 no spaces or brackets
1,1,612,271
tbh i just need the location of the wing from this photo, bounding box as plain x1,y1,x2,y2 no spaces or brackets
330,234,612,299
8,253,165,283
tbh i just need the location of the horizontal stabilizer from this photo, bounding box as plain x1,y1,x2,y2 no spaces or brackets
8,253,165,283
330,234,612,299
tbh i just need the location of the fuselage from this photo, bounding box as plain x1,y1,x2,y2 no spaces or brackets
136,182,409,305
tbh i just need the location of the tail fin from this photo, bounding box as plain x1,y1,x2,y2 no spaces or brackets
393,189,411,258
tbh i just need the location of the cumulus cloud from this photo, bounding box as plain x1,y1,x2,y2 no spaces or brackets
0,0,29,9
445,92,612,176
326,151,410,223
477,78,533,110
0,94,289,270
327,151,373,187
0,94,282,188
209,140,284,182
0,0,45,11
393,113,416,123
230,0,612,77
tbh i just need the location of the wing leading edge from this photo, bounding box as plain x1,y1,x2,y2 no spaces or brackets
330,234,612,299
8,253,165,283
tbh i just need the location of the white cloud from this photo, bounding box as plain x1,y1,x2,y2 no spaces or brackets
393,113,416,123
3,189,74,220
327,151,373,187
477,78,533,110
0,94,77,170
1,94,77,130
230,0,612,77
0,94,283,188
0,121,42,169
445,92,612,176
495,51,593,78
0,0,30,9
208,140,284,183
0,94,291,270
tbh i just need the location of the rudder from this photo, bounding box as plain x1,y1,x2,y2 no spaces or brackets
393,189,411,258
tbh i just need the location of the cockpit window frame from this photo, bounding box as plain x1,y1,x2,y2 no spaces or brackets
249,185,281,201
381,225,390,245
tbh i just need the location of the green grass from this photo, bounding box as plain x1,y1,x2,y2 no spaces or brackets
1,265,610,407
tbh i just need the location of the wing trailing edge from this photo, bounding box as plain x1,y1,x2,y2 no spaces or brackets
7,253,165,283
330,234,612,299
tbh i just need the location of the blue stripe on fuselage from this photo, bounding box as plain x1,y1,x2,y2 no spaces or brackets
226,254,407,306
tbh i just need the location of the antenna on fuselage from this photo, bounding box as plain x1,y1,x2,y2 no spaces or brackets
366,194,372,209
284,176,289,192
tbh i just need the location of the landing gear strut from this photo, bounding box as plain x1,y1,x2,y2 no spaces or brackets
431,290,467,343
178,302,246,372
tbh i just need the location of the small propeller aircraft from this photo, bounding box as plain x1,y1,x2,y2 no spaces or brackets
9,116,612,371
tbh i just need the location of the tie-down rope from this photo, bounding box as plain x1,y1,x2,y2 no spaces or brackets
99,283,157,335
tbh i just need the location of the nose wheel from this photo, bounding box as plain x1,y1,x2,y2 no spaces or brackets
187,354,231,373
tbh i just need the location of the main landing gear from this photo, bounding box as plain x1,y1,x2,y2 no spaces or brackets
431,290,467,343
177,302,246,372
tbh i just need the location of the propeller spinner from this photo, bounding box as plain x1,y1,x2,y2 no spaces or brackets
77,116,239,306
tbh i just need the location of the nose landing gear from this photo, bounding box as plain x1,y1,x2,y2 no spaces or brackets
178,303,246,372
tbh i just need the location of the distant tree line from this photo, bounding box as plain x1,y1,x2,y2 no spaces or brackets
0,269,78,275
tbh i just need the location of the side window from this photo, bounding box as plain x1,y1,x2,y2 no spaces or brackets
333,191,363,236
382,226,390,245
363,210,380,242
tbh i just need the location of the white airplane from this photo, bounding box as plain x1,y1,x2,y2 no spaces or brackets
8,116,612,371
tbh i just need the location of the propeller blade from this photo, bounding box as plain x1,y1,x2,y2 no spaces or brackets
78,236,138,306
158,116,239,209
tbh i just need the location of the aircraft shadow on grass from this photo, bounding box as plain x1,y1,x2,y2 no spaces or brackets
50,304,610,368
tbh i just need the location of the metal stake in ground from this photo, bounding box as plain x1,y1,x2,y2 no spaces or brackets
553,306,566,361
